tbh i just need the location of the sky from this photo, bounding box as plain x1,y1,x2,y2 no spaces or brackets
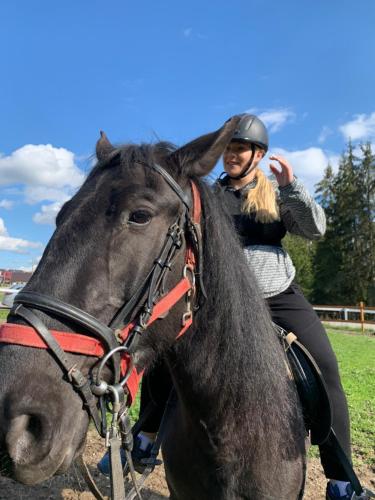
0,0,374,270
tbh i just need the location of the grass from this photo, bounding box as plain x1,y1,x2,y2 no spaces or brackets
324,322,375,335
0,291,9,322
326,329,375,466
0,309,9,321
128,388,141,422
307,330,375,466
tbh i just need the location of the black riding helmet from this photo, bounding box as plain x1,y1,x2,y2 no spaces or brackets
232,113,269,152
225,113,269,180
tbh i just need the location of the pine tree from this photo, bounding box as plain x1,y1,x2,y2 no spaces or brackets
312,144,375,305
356,143,375,303
333,143,360,302
312,164,341,303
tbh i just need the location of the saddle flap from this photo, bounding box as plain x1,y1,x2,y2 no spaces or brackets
285,338,332,445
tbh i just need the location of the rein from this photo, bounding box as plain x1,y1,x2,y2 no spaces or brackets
0,163,203,500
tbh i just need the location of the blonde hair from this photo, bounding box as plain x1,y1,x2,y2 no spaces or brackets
242,168,280,223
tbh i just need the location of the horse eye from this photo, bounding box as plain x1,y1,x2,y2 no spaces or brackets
128,210,152,225
106,203,117,217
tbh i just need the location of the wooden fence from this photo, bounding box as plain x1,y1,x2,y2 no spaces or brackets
313,303,375,333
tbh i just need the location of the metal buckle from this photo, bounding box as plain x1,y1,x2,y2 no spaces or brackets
182,310,192,326
182,268,194,326
183,264,196,289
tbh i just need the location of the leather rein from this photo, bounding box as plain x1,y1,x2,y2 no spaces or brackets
0,162,203,435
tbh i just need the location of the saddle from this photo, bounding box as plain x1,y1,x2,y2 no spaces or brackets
279,330,332,445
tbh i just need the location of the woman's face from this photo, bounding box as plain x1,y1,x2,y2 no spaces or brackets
223,141,262,178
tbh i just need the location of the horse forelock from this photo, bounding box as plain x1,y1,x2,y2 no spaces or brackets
88,141,179,179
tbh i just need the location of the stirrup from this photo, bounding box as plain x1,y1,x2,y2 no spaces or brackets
351,488,375,499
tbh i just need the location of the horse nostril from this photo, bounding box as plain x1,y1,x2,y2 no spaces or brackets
27,414,43,437
6,414,51,466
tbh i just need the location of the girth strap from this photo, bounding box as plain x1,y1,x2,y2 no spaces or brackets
326,430,364,497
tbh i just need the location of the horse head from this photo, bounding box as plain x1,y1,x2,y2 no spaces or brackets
0,117,240,484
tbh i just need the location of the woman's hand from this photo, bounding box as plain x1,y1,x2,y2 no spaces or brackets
269,155,294,187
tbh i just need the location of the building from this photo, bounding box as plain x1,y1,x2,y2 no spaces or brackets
0,269,32,284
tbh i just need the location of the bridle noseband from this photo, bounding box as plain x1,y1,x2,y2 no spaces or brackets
0,161,203,435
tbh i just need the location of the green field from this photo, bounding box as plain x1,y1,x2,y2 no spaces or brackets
0,309,9,321
325,329,374,466
0,291,6,321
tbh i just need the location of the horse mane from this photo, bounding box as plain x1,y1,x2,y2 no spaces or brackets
174,177,304,466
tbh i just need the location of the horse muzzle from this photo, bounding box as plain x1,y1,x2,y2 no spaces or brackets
0,347,89,485
1,410,86,484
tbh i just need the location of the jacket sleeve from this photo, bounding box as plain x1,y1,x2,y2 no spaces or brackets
277,178,326,239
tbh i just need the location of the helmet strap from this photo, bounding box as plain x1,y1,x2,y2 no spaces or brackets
228,143,256,180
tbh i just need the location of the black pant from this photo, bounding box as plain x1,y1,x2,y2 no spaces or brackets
266,282,351,480
139,282,351,480
139,358,173,434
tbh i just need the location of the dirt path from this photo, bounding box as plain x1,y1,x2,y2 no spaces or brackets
1,429,373,499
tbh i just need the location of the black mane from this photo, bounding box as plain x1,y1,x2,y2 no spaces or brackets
173,177,304,466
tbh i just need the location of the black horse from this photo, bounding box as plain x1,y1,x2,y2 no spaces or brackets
0,117,306,499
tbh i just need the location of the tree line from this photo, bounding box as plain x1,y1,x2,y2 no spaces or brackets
285,142,375,306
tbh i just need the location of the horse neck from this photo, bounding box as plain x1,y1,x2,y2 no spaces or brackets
168,183,294,438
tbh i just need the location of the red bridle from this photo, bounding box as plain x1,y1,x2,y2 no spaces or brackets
0,181,202,405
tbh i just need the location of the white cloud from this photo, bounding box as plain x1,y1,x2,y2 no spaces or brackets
247,108,296,132
266,147,339,193
33,201,64,225
0,144,85,226
24,186,71,204
0,218,7,235
339,112,375,141
318,126,333,144
0,199,13,209
182,27,207,39
0,143,85,259
0,217,42,253
0,144,84,189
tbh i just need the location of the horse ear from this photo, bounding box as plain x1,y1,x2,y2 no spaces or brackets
170,116,241,177
96,131,115,162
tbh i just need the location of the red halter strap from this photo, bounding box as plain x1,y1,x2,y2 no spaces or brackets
0,181,202,403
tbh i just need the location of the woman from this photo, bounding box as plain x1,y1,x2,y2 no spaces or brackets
218,113,354,500
98,114,368,500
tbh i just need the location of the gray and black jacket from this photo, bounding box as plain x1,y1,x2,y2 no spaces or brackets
216,175,326,298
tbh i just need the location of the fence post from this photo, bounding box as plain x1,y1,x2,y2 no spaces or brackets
359,301,365,334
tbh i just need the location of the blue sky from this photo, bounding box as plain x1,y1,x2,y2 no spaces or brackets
0,0,374,270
